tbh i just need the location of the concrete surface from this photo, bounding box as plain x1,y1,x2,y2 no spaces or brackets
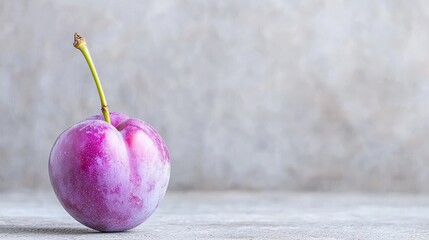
1,191,429,239
3,1,429,192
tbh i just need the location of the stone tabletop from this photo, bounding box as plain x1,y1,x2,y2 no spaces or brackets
0,191,428,239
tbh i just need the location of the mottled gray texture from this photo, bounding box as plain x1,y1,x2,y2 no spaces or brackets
1,191,429,239
1,0,429,191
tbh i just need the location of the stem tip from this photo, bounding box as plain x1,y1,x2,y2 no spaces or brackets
73,32,85,49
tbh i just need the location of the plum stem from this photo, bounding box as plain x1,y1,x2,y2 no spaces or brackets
73,33,111,124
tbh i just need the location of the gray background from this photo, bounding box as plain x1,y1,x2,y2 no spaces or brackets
1,0,429,192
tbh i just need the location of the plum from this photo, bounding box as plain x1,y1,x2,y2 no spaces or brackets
48,33,170,232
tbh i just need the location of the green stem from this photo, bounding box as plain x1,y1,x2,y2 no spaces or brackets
73,33,111,124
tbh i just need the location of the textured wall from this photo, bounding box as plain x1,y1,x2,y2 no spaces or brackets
1,0,429,192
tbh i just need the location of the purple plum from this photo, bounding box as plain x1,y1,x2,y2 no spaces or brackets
49,33,171,232
49,112,170,232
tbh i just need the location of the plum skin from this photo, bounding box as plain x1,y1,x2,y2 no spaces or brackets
49,112,170,232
